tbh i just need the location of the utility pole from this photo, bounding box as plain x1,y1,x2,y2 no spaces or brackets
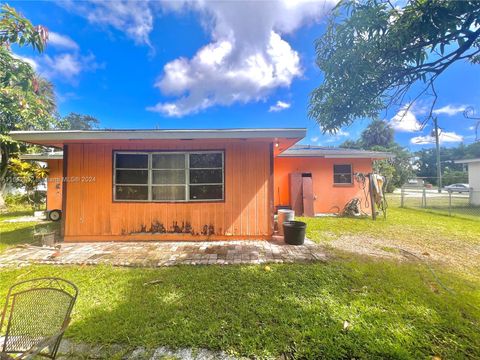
433,116,442,193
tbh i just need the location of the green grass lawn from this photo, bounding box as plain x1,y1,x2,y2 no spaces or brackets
301,206,480,243
0,260,478,359
389,193,480,220
0,209,479,359
0,211,57,252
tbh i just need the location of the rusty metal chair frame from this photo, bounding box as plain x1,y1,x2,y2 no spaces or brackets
0,278,78,359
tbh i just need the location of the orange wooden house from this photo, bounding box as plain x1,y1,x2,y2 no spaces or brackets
274,145,392,216
11,129,304,242
11,129,390,242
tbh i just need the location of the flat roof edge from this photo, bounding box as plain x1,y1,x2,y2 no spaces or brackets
279,153,393,159
19,153,63,160
10,128,306,142
455,158,480,164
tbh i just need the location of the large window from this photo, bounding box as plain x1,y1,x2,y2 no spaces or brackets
333,164,352,185
114,151,224,202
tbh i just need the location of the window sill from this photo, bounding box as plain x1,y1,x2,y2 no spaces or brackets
333,183,354,187
112,199,225,204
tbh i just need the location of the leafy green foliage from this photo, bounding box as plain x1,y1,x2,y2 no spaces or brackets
5,192,44,211
358,119,394,148
8,157,48,190
8,158,48,208
310,0,480,132
0,4,56,209
0,5,48,52
373,144,413,192
443,169,468,186
58,112,100,130
415,142,480,185
341,120,413,191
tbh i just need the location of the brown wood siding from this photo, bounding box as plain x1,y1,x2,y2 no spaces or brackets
63,140,273,241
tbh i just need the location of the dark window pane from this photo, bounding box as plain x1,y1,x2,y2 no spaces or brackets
334,174,352,184
152,154,185,169
333,164,351,174
116,154,148,168
189,185,223,200
189,153,222,168
116,170,148,184
190,169,222,184
115,186,148,200
152,186,186,201
152,170,185,184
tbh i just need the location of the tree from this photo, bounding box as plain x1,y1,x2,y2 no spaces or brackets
0,5,55,211
57,112,100,130
339,139,362,150
341,120,412,191
340,119,394,149
414,141,480,185
372,144,413,192
8,158,48,209
309,0,480,133
362,119,395,149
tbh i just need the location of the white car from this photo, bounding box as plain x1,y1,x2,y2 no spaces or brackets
444,183,471,193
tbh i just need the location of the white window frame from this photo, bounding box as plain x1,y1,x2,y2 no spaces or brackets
113,150,224,202
333,164,353,185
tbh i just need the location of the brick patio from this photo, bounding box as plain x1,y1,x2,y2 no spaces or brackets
0,237,327,268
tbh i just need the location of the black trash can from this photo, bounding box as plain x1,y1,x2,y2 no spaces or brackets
283,221,306,245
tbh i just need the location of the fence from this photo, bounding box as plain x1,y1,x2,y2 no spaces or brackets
394,186,480,219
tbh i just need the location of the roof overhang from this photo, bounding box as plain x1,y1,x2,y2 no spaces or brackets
10,128,306,155
19,152,63,161
279,150,393,159
455,158,480,164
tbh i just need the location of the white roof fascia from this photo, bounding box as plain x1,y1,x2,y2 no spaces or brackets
9,128,306,142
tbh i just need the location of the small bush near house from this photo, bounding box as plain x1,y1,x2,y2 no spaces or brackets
5,192,46,211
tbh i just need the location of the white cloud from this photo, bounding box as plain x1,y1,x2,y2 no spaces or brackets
411,131,464,145
433,104,466,116
60,0,335,113
390,105,422,132
269,100,291,112
147,0,335,116
40,54,86,80
13,27,100,84
48,32,79,50
148,31,302,116
311,136,319,142
18,53,102,84
60,0,153,45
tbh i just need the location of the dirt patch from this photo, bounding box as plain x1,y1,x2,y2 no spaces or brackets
328,234,480,275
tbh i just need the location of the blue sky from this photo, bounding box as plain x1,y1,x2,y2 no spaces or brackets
11,0,480,150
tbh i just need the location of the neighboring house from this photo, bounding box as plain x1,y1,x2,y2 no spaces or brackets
455,158,480,205
19,152,64,212
274,145,392,215
11,129,390,242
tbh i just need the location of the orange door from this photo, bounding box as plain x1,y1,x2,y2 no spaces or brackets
289,173,303,215
302,174,314,217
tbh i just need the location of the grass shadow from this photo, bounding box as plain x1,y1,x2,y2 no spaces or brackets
0,221,58,252
0,259,478,359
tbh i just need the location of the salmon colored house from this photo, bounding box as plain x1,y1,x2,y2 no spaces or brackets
11,129,304,242
11,129,390,242
274,145,392,216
